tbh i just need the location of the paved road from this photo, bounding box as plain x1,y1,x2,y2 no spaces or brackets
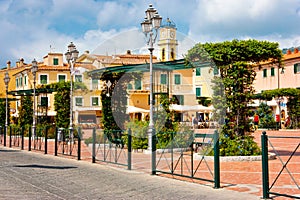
0,147,259,200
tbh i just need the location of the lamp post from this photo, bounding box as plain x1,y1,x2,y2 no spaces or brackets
4,71,10,147
141,4,162,174
277,66,284,129
65,42,79,142
31,59,38,138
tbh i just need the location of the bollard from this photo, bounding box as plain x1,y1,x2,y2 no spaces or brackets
77,127,81,160
54,127,58,156
214,130,220,189
261,131,270,199
92,127,96,163
9,126,12,148
28,126,32,151
21,127,24,150
45,126,48,154
127,129,132,170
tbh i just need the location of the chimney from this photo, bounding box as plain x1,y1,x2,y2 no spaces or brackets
287,49,292,55
85,50,90,54
20,58,24,66
6,60,11,69
126,50,131,55
295,48,299,54
16,59,20,67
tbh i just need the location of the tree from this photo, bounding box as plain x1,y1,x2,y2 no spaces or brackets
17,96,33,127
187,39,283,136
0,99,6,128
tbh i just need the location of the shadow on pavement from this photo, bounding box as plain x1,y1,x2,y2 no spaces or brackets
13,164,77,170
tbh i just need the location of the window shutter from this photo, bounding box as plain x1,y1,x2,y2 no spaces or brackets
196,67,201,76
294,64,298,74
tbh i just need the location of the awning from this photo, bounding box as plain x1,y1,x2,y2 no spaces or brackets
127,106,149,113
169,104,213,112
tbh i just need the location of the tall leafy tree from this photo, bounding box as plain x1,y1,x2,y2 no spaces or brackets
187,39,283,136
17,96,33,127
0,99,6,128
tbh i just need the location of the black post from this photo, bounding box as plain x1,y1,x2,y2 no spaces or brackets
54,127,58,156
4,125,6,147
214,130,220,189
151,129,156,175
45,126,48,154
77,127,81,160
21,126,24,150
9,126,12,148
92,127,96,163
28,126,31,151
127,129,132,170
261,131,270,199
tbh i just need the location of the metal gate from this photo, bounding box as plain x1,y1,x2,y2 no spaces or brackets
8,126,24,150
54,127,81,160
91,128,132,170
155,130,220,188
261,131,300,199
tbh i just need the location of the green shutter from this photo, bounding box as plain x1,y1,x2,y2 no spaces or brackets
58,75,65,82
134,79,141,90
41,97,48,106
213,67,219,75
41,75,47,84
196,67,201,76
127,83,133,90
294,64,298,74
196,88,201,97
53,58,59,65
175,74,181,85
161,74,167,84
92,97,98,105
263,69,267,77
271,67,275,76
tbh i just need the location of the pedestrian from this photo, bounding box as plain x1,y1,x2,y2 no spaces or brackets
254,113,259,130
192,115,198,129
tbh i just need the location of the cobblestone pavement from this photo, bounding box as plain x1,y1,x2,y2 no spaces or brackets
0,147,258,200
1,129,300,199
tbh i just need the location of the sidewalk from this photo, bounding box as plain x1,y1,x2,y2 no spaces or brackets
0,146,258,200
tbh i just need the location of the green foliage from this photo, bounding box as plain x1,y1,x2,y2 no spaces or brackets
261,88,300,128
52,81,70,129
257,103,276,129
219,132,261,156
125,120,148,149
0,99,6,127
17,96,33,127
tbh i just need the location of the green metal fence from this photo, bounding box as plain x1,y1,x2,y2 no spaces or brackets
261,131,300,199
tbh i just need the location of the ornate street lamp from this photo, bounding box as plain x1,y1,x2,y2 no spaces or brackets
65,42,79,142
4,70,10,147
141,4,162,175
31,59,38,138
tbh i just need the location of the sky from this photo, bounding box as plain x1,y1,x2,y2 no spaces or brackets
1,0,300,67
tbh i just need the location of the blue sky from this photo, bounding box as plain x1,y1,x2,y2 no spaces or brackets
1,0,300,67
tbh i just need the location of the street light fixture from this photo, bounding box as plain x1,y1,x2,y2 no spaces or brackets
65,42,79,142
141,4,162,175
4,70,10,147
31,59,38,138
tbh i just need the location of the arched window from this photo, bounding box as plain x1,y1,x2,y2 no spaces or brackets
162,48,165,61
171,48,175,60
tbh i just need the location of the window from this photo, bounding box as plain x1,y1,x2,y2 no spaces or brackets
160,74,167,85
196,87,201,97
24,76,27,86
196,67,201,76
213,67,219,75
20,77,23,87
127,83,133,90
16,78,19,88
172,95,184,105
171,48,175,60
58,75,66,82
294,63,300,73
75,97,83,106
263,69,267,78
134,79,142,90
271,67,275,76
174,74,181,85
53,58,59,65
162,48,165,61
40,97,48,106
75,75,82,82
91,97,99,106
92,78,98,89
40,75,48,84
